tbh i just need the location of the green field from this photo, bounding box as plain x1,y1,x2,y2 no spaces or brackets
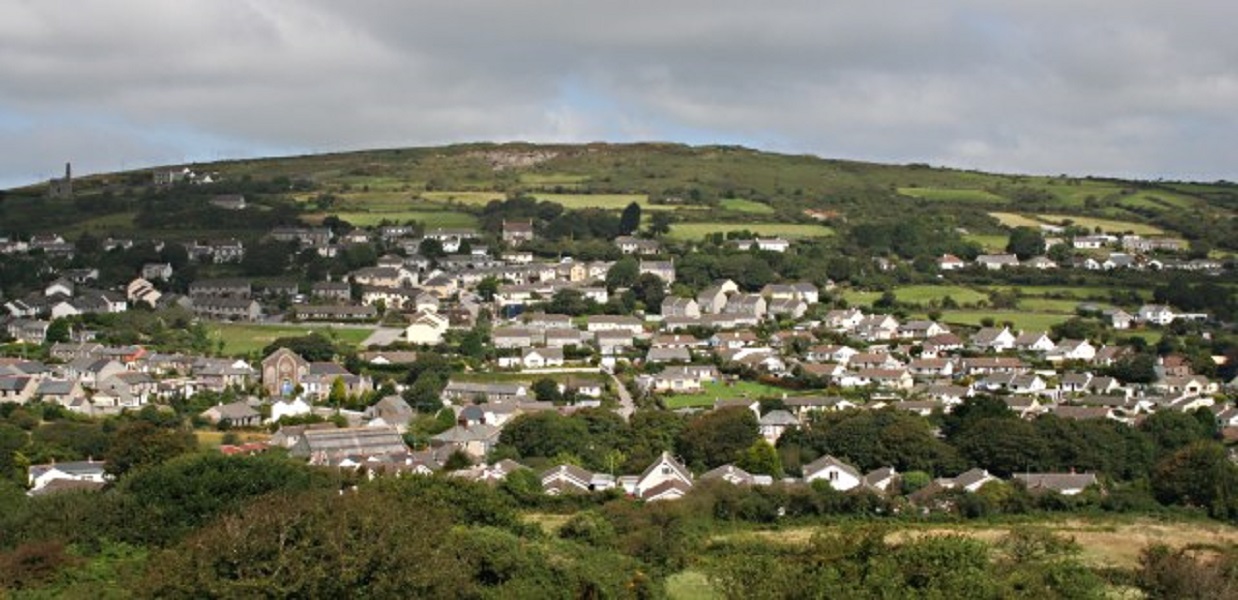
980,284,1152,301
420,191,507,204
315,210,478,228
988,212,1046,228
519,173,591,186
934,310,1072,331
1037,214,1164,235
898,187,1006,203
210,323,375,356
667,222,834,240
719,198,775,214
1015,297,1104,313
662,380,787,409
841,285,989,308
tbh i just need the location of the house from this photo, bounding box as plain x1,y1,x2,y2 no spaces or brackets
864,467,899,492
293,305,379,322
661,297,701,318
0,376,37,404
200,401,262,428
521,347,565,369
638,260,676,284
634,452,694,501
191,296,262,321
696,283,733,314
28,459,108,494
940,468,998,492
898,320,949,340
586,315,644,335
972,327,1017,352
975,254,1020,270
441,381,528,404
210,194,247,210
802,455,863,491
1137,304,1176,326
646,347,691,364
189,278,252,298
431,424,502,460
1049,339,1096,362
700,464,760,486
855,368,914,390
758,409,798,443
1014,331,1055,353
1103,309,1135,330
648,365,720,393
722,294,766,319
541,464,601,495
311,281,352,302
502,220,535,245
938,254,967,271
365,396,415,432
614,236,661,255
1013,472,1099,496
405,310,450,345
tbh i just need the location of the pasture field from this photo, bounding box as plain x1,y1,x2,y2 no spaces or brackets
988,212,1045,228
63,211,137,236
662,380,788,409
530,193,651,210
841,285,989,308
210,323,374,356
312,210,478,228
1037,214,1164,235
980,284,1152,301
666,222,834,240
420,190,507,204
718,198,776,214
518,173,591,186
1016,297,1104,313
897,187,1006,203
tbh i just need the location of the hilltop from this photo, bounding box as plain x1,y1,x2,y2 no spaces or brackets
1,142,1235,252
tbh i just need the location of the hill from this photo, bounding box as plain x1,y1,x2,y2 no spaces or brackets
1,142,1236,251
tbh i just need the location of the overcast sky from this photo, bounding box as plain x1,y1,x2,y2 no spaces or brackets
2,1,1236,189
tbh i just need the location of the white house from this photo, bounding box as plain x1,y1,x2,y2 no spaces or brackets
802,454,862,491
635,452,694,501
1137,304,1176,326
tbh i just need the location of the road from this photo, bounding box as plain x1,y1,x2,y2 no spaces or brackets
608,371,635,420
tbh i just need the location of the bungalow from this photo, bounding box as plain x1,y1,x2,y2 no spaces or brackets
1014,331,1056,353
898,320,950,340
521,347,565,369
1012,472,1099,496
405,310,449,345
614,236,661,255
541,464,600,495
646,347,691,364
293,305,379,322
28,459,108,494
191,296,262,321
856,368,914,390
586,315,644,335
1137,304,1176,326
938,254,967,271
201,401,262,428
975,254,1020,270
907,358,955,379
441,381,528,404
432,424,502,460
939,468,997,493
1048,339,1096,362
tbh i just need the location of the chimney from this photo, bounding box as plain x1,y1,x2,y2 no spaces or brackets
65,162,71,180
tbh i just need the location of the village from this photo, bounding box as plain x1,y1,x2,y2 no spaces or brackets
4,191,1235,505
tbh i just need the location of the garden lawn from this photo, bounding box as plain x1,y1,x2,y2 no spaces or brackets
210,323,375,356
962,233,1009,252
667,222,834,240
662,380,788,409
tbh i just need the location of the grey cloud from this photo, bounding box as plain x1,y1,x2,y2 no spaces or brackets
1,0,1235,188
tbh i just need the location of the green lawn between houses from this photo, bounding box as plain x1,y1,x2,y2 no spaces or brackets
209,323,375,357
662,380,790,409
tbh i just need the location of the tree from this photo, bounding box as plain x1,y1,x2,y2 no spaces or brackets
647,212,672,238
676,407,759,470
262,333,337,362
619,202,642,236
328,377,347,407
402,372,445,413
532,378,562,404
630,272,667,309
1140,410,1214,457
104,421,198,479
476,276,499,302
605,257,639,291
43,318,71,345
1152,441,1238,519
737,439,783,477
418,238,445,258
1006,227,1045,260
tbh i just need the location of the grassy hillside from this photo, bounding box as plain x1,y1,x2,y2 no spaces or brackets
2,142,1235,249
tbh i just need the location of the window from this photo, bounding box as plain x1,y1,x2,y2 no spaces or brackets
828,470,838,481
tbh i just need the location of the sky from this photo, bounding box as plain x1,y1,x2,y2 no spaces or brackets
2,1,1236,189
